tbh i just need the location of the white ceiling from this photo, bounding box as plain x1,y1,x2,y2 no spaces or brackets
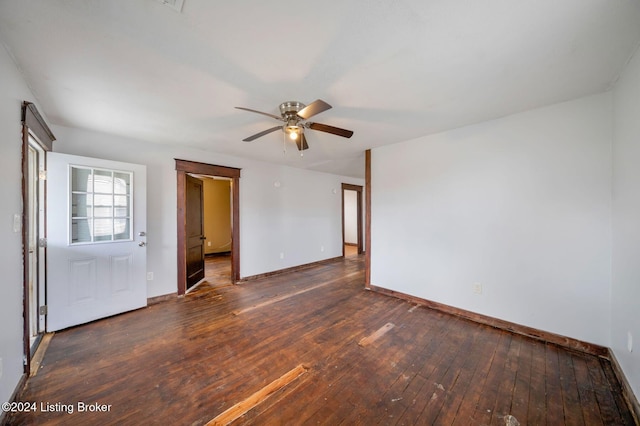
2,0,640,178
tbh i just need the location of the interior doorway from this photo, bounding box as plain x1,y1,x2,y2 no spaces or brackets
342,183,363,257
201,176,232,286
176,160,240,295
184,174,233,292
26,137,46,351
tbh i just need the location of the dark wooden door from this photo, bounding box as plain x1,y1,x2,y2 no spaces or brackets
186,175,205,290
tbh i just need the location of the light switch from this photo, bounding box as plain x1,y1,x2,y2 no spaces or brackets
13,214,21,233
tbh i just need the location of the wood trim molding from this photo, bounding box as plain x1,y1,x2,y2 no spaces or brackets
30,333,53,377
239,256,342,283
341,183,363,257
608,349,640,424
20,102,54,375
176,171,187,295
232,175,240,282
342,183,362,191
175,159,241,178
341,187,345,258
147,293,178,305
364,150,371,289
369,284,610,358
22,102,55,150
176,159,241,294
21,125,30,374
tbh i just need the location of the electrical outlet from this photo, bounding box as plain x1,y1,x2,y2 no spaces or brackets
279,252,284,259
473,283,483,295
628,331,633,353
320,245,325,252
147,272,154,281
207,241,211,247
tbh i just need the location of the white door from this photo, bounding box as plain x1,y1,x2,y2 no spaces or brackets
46,152,147,331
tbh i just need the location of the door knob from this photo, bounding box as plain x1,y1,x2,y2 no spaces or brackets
139,241,146,247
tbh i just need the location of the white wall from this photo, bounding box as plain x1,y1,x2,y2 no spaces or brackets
344,190,358,244
0,42,39,406
371,93,613,346
51,125,364,295
612,45,640,397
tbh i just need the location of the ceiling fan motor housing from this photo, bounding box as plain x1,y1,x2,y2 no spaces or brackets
279,101,305,120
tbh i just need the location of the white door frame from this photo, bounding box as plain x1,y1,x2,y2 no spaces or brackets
21,101,55,373
26,138,47,350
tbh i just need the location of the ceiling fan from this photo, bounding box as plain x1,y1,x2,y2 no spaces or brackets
235,99,353,152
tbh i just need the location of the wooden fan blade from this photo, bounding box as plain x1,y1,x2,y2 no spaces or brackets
235,107,283,121
296,133,310,151
242,126,282,142
308,122,354,138
297,99,332,120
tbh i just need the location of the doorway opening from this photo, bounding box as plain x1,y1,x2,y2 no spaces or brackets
185,174,233,292
341,183,363,257
21,101,55,372
26,137,46,352
202,176,233,286
176,160,240,295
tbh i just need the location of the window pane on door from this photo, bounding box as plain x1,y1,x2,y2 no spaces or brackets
114,218,130,240
114,195,129,217
113,172,130,195
72,168,91,192
72,219,92,244
93,169,113,194
94,193,113,218
70,166,133,244
72,194,91,217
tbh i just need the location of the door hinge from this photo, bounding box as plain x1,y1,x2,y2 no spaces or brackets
38,238,47,248
23,355,28,366
38,169,47,181
39,305,48,315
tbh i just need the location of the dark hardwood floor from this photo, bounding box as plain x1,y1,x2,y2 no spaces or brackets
204,253,232,285
344,244,358,258
6,254,635,425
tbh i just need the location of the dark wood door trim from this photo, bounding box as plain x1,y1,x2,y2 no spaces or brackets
365,150,371,289
21,124,30,374
21,102,55,374
341,183,363,257
175,159,241,178
176,159,241,295
22,102,54,151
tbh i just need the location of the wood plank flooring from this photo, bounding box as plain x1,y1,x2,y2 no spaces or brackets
204,253,232,284
6,254,636,425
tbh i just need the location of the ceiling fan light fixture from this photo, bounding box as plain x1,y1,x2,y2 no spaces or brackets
237,99,354,151
286,125,300,140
